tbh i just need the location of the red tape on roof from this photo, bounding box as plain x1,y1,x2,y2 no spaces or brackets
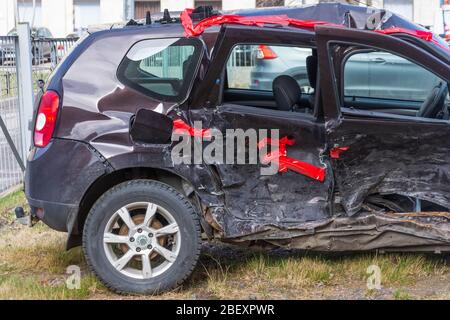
375,27,450,53
181,8,333,37
180,8,450,53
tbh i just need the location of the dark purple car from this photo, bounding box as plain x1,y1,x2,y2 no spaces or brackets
22,4,450,294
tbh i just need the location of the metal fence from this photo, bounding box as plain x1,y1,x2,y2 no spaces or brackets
31,38,78,92
0,35,78,194
0,36,22,194
227,45,256,68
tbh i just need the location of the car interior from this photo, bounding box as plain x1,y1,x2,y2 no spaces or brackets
221,43,450,122
222,48,319,114
341,48,450,121
342,80,450,120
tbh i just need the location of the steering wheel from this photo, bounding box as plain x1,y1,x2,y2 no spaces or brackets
417,82,449,119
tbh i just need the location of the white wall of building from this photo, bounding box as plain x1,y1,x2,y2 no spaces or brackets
222,0,255,10
74,0,100,32
161,0,194,11
18,0,42,27
0,0,17,35
42,0,73,37
100,0,125,23
413,0,441,27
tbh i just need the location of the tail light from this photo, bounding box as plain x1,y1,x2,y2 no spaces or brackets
57,44,64,50
34,90,60,148
256,45,278,60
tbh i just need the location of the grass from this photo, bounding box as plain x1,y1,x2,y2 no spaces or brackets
0,189,28,225
393,289,412,300
0,71,18,98
0,190,449,300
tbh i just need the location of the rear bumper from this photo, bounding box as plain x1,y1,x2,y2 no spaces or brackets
24,138,111,233
26,196,78,232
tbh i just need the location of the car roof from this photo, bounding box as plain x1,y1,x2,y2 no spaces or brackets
115,3,426,34
228,3,425,32
85,3,449,56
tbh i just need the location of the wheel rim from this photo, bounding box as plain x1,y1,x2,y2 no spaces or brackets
103,202,181,279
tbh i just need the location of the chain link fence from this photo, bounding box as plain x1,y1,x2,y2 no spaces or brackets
0,35,78,195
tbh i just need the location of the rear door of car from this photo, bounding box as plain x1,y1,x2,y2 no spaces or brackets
188,25,332,238
316,25,450,215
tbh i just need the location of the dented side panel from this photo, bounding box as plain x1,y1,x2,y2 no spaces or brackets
206,106,332,238
187,26,333,238
329,118,450,214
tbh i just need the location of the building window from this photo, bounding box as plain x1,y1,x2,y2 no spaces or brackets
195,1,222,10
134,1,161,20
256,0,285,7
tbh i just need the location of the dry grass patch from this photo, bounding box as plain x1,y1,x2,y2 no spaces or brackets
0,191,448,299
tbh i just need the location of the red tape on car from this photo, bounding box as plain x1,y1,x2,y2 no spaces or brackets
330,146,350,159
173,119,212,138
181,8,333,37
258,136,326,182
180,9,450,53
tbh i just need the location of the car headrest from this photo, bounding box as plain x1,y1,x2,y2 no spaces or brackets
306,55,318,90
272,75,302,112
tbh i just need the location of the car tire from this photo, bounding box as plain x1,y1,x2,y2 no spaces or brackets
82,179,201,294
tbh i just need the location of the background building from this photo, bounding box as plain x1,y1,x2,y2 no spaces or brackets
0,0,446,37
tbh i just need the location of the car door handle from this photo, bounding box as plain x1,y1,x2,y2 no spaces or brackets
370,58,386,64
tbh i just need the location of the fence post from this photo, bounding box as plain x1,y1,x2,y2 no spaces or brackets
15,22,35,162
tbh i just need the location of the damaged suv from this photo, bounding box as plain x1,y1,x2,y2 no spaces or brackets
23,3,450,294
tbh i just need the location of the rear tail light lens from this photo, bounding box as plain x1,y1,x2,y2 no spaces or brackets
34,90,60,148
256,45,278,60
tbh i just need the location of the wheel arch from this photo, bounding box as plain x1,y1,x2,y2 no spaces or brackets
67,166,210,250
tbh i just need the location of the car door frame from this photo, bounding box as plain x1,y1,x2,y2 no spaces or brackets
316,25,450,122
315,25,450,215
188,25,333,238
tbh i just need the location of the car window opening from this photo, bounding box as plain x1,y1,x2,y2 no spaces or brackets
341,46,450,121
222,44,318,114
117,37,202,103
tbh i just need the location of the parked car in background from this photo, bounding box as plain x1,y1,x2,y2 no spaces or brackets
1,27,56,65
247,46,438,103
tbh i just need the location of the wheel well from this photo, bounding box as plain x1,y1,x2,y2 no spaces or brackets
74,167,198,236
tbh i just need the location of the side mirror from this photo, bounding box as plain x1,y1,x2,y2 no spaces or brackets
130,108,173,144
